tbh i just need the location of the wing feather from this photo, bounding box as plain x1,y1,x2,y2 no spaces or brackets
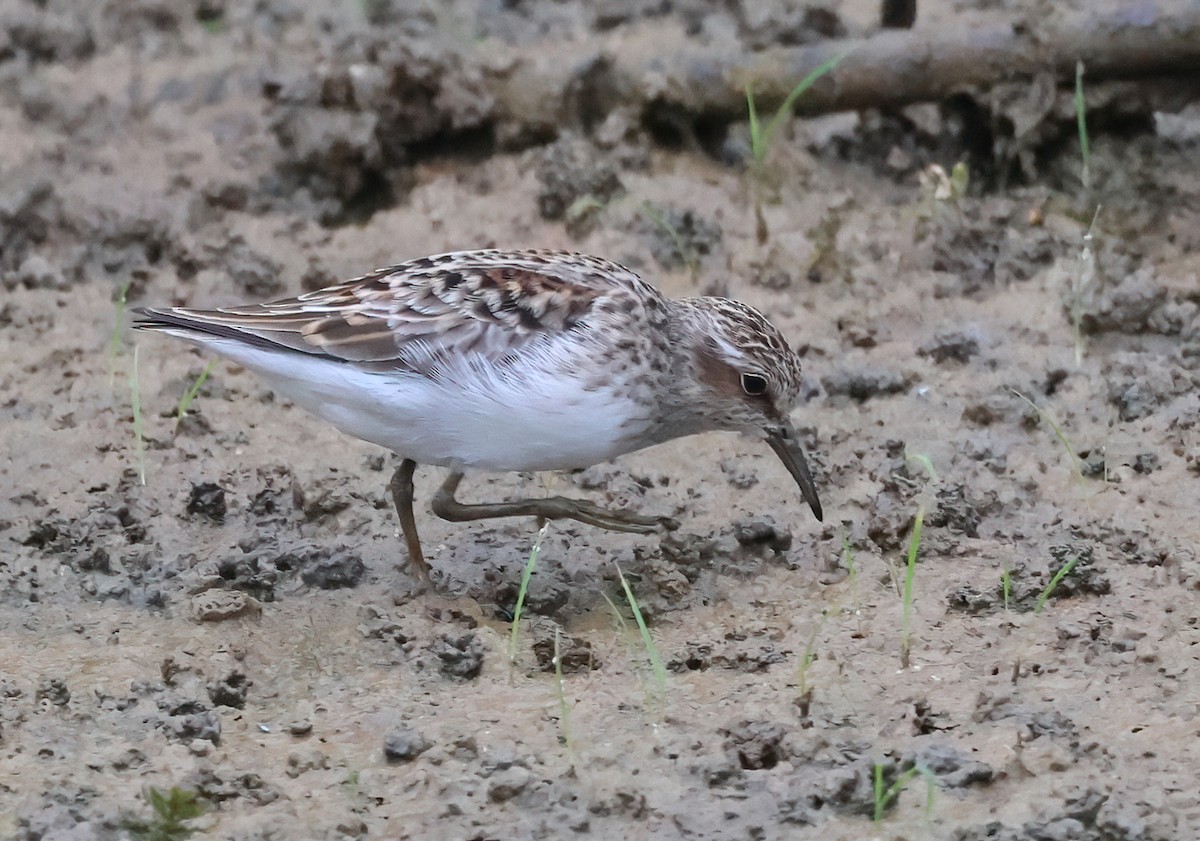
133,249,660,370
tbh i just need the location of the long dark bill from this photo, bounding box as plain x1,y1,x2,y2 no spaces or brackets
766,424,823,522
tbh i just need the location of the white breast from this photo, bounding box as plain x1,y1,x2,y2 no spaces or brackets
192,336,651,472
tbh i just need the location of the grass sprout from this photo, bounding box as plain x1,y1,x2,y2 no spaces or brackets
640,203,699,279
129,343,147,486
745,50,849,242
1035,553,1081,614
1070,206,1102,366
175,359,217,423
553,626,573,748
1075,61,1091,191
600,589,631,635
905,450,939,482
507,522,550,662
795,610,828,723
1010,388,1082,477
899,505,924,669
746,51,849,173
1001,565,1013,613
614,564,668,696
125,786,205,841
872,763,935,823
841,533,857,587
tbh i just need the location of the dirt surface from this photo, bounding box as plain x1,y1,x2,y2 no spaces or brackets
2,1,1199,839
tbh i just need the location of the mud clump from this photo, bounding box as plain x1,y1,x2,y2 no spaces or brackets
431,632,484,680
213,540,365,598
383,728,433,763
822,367,910,402
530,619,597,673
637,206,722,271
267,37,493,223
299,548,366,590
535,134,624,223
919,331,981,364
186,482,227,522
723,720,786,770
206,671,251,709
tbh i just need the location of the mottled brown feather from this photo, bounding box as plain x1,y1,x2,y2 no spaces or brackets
135,250,658,369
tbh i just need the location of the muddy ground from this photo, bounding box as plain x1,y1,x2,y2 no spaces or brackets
1,1,1198,839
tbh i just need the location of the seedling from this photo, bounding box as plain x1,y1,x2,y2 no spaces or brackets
343,767,361,800
745,52,849,177
1012,552,1084,683
129,344,147,486
906,450,939,483
1034,553,1081,614
872,762,935,822
1001,565,1013,613
553,626,573,748
745,51,850,241
897,451,936,668
1075,61,1091,191
175,359,217,422
841,533,857,588
640,203,700,279
508,522,551,663
614,563,668,697
899,505,924,669
124,786,205,841
1010,388,1083,478
1069,206,1101,366
795,610,828,723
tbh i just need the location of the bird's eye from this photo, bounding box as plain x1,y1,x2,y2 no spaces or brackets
741,373,769,396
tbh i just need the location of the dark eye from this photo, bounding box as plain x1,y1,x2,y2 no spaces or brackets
741,373,769,396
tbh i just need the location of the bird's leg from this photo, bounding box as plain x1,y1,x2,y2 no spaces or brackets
431,471,679,533
388,459,430,581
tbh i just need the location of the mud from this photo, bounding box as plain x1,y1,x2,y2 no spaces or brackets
1,1,1198,839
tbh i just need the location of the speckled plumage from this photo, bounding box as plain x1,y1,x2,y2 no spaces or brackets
134,248,822,575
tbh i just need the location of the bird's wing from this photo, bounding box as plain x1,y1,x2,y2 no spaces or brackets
134,249,659,368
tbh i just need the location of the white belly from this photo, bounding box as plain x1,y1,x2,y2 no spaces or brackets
202,338,648,471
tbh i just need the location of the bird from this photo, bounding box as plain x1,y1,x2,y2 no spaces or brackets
133,248,823,582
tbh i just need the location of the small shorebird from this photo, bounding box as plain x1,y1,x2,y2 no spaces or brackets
134,249,822,581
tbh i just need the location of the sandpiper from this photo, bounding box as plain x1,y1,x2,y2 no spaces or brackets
134,249,823,580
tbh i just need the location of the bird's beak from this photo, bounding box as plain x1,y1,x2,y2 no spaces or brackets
766,424,823,521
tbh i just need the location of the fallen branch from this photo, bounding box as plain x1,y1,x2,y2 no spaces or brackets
490,2,1200,134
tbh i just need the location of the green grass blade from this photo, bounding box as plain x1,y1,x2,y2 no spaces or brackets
905,450,938,482
1035,553,1081,614
873,762,886,821
1075,60,1090,190
175,359,217,422
600,589,631,635
900,505,924,669
796,610,828,696
1070,206,1102,366
841,532,857,585
873,763,926,822
640,203,697,276
615,564,667,694
507,522,550,662
746,83,764,163
761,51,852,155
1010,388,1081,475
553,626,572,748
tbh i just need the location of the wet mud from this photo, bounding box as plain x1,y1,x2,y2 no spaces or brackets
1,1,1197,839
